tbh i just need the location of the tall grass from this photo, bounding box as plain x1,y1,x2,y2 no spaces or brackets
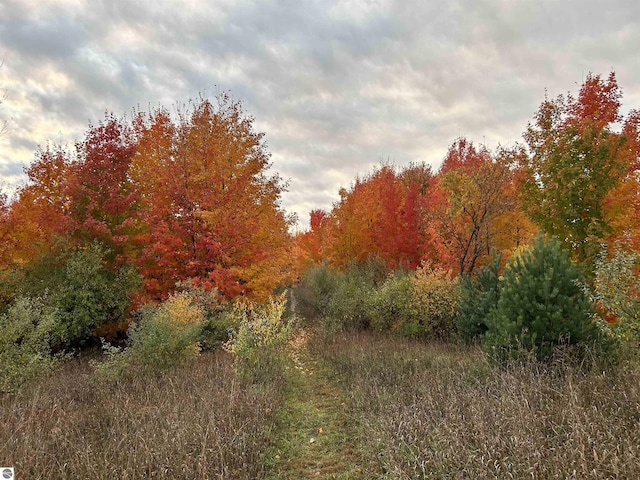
316,332,640,479
0,351,284,479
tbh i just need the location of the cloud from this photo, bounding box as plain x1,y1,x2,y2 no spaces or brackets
1,0,639,229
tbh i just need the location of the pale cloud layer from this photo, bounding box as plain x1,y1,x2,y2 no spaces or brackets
1,0,639,228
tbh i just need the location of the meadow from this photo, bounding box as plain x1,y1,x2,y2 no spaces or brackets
2,327,639,479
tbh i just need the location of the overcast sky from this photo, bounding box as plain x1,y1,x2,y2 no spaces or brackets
1,0,639,229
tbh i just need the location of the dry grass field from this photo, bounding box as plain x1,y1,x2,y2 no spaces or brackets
2,331,639,479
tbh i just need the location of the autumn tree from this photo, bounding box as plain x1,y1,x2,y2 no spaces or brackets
67,114,139,265
5,146,74,265
521,72,639,265
325,164,426,271
131,95,292,301
293,209,331,273
427,138,519,276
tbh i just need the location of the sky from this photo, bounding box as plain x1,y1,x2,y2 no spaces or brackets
1,0,639,230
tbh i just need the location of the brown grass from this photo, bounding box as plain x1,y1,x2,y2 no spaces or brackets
315,332,640,479
0,350,284,479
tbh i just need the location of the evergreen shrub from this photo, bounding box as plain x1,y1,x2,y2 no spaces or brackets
484,234,615,363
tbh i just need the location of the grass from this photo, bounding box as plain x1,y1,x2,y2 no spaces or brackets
316,331,640,479
263,329,369,479
2,330,639,478
0,350,284,479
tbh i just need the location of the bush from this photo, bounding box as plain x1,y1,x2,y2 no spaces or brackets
411,263,459,340
174,280,234,350
326,269,375,331
95,291,206,379
224,293,293,382
295,260,383,332
369,271,416,334
593,245,640,342
456,253,502,344
0,297,62,393
19,241,141,349
484,234,614,363
295,264,336,320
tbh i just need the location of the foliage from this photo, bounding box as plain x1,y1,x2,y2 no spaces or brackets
294,259,384,332
295,164,431,273
456,252,502,344
411,263,460,340
324,264,378,332
593,245,640,342
173,281,234,350
427,138,522,275
19,241,141,349
368,271,416,334
293,264,336,320
521,72,639,266
224,293,294,382
95,290,206,379
0,297,62,393
131,96,293,301
484,234,612,362
2,95,293,306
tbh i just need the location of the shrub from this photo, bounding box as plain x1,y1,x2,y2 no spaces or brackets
456,252,502,344
19,241,141,349
593,245,640,342
174,280,233,350
484,234,613,362
326,269,375,331
295,261,381,332
411,263,459,340
95,291,206,379
369,271,416,334
295,264,337,320
0,297,62,393
224,293,293,382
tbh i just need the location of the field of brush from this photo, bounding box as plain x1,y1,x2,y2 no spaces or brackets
2,330,639,479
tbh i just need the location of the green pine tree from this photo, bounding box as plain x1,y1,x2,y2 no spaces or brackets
484,234,609,362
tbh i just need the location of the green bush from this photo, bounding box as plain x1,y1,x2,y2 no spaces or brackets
593,246,640,343
484,234,614,363
0,297,62,393
326,270,375,331
369,271,416,334
19,241,141,349
295,260,383,332
95,291,206,379
295,264,336,320
174,281,234,350
224,293,293,383
456,253,502,344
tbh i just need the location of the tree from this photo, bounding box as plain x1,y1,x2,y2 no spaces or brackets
4,146,74,265
131,95,292,301
18,241,141,349
427,138,517,275
484,234,607,362
521,72,638,265
325,164,426,271
456,251,502,344
593,245,640,342
67,114,140,265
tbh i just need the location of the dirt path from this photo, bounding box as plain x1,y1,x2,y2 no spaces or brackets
264,329,365,479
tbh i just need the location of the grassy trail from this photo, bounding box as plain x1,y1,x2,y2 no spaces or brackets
264,330,367,479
